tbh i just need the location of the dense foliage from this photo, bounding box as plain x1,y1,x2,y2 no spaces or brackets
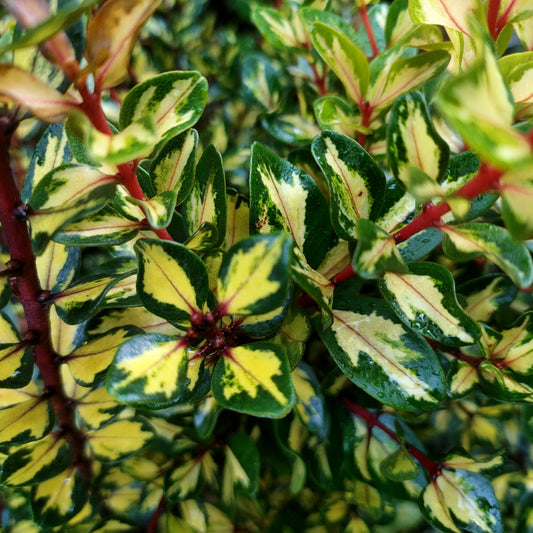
2,0,533,531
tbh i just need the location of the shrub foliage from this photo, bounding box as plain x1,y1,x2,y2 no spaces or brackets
1,0,533,531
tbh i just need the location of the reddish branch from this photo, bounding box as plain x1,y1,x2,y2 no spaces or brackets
147,495,167,533
342,399,442,478
487,0,502,40
0,120,92,482
359,3,379,59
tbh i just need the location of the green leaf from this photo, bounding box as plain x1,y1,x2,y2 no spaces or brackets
441,222,533,288
22,123,72,203
241,54,281,113
437,52,531,169
272,303,311,370
420,469,503,533
311,130,386,240
149,129,198,201
250,142,332,269
291,245,334,329
309,22,369,106
500,164,533,240
353,219,407,278
380,443,419,482
182,144,226,247
54,207,143,246
86,418,153,462
319,296,445,410
223,189,250,251
442,450,504,475
135,238,209,326
1,434,73,486
380,262,481,346
87,115,158,165
314,96,366,138
31,467,88,528
36,241,79,295
212,342,295,418
252,8,305,50
53,274,125,324
459,274,518,322
119,71,208,148
387,92,449,188
107,334,209,409
499,52,533,119
293,363,329,439
368,49,450,111
217,232,292,317
0,342,35,388
0,385,52,445
478,360,533,401
127,190,177,229
64,326,141,386
222,432,260,502
261,113,321,146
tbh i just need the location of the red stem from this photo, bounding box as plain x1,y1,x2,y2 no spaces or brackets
359,3,379,59
487,0,502,40
393,163,503,244
0,120,92,482
357,101,372,146
309,62,327,96
447,349,485,367
147,495,167,533
342,399,441,477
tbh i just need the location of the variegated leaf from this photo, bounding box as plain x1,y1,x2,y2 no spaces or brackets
135,238,209,326
22,123,72,202
314,96,364,138
310,22,368,106
311,130,386,240
31,467,87,528
127,190,177,229
353,219,407,278
437,52,531,168
441,222,533,288
53,275,124,324
119,71,208,147
499,164,533,240
409,0,481,36
478,360,533,401
149,129,198,201
250,142,331,268
420,469,503,533
387,92,449,188
380,262,480,346
75,386,125,429
459,274,517,322
0,386,52,445
319,296,445,410
368,49,450,111
36,241,79,294
272,303,311,369
223,189,249,251
241,54,281,112
64,326,141,386
0,341,34,388
55,207,144,246
212,342,295,418
0,64,79,122
448,359,481,399
86,419,152,462
216,232,292,317
107,334,209,408
1,434,73,486
252,7,305,50
182,144,226,247
86,0,161,90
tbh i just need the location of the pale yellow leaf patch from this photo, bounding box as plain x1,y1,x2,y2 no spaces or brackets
33,467,78,516
0,396,49,444
0,343,28,383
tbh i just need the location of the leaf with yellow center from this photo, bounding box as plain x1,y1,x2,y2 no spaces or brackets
319,296,445,410
107,333,209,409
212,342,294,418
217,232,292,317
31,467,88,528
135,239,209,325
86,419,152,462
